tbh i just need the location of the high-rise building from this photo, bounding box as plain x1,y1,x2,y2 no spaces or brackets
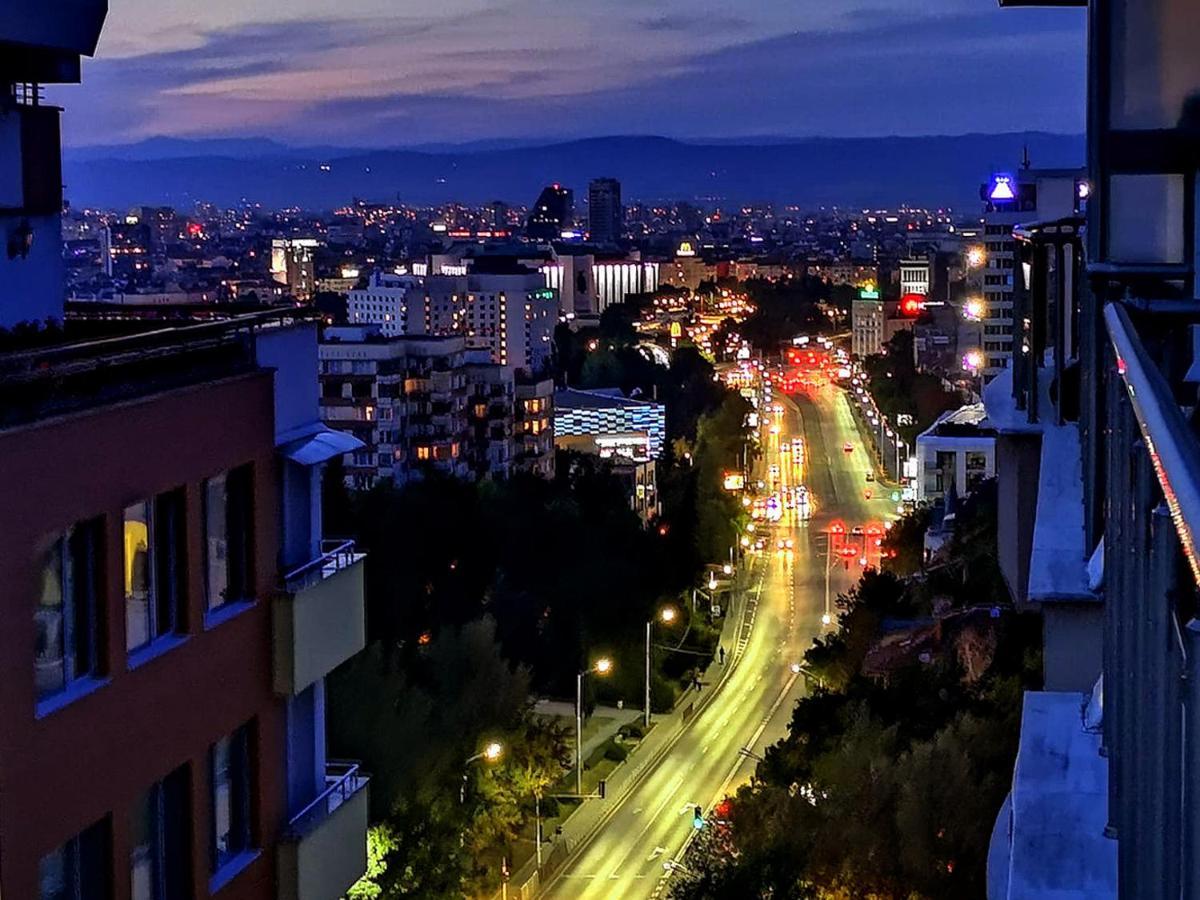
525,184,573,241
985,1,1200,898
489,200,510,231
587,178,622,244
975,167,1080,380
270,238,319,301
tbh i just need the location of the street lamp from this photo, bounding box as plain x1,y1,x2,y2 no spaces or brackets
645,606,679,727
576,658,613,795
461,741,504,803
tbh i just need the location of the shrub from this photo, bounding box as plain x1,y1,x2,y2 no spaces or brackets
604,741,630,763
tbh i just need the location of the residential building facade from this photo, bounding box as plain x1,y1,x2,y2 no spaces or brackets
0,315,369,900
987,1,1200,898
514,378,556,479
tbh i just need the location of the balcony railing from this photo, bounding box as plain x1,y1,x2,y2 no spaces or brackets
1105,302,1200,586
275,540,367,695
283,540,363,593
286,761,368,837
278,761,369,900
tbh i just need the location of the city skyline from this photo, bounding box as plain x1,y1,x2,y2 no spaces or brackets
55,0,1085,147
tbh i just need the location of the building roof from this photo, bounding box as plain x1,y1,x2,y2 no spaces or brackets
919,402,997,439
0,309,310,430
554,387,663,412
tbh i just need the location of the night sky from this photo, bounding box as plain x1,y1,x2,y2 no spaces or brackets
58,0,1086,147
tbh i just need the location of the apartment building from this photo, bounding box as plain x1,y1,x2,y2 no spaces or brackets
465,360,515,480
319,327,472,488
514,377,556,479
986,1,1200,898
3,12,368,900
352,263,558,375
0,315,369,900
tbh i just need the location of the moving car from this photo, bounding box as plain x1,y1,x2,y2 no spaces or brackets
851,525,865,536
865,472,874,482
843,442,854,453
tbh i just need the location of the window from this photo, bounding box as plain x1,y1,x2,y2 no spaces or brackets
131,767,190,900
211,724,253,873
39,817,111,900
203,466,254,611
416,446,431,461
35,518,104,701
124,490,186,652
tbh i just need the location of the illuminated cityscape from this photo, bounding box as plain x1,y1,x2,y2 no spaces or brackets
1,1,1195,900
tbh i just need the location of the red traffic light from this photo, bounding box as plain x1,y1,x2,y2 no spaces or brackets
899,293,925,317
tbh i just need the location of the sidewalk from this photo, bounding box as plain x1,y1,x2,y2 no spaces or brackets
531,700,642,761
493,561,764,900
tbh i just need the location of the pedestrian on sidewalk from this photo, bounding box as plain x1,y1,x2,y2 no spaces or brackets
719,645,726,666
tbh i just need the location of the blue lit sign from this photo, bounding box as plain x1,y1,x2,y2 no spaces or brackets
988,175,1016,202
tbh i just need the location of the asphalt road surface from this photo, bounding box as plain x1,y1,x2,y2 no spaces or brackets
541,385,896,900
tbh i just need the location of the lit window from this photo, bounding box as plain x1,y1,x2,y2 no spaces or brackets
124,489,186,653
416,446,432,461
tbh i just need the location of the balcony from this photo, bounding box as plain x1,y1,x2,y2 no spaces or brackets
278,762,370,900
273,541,366,696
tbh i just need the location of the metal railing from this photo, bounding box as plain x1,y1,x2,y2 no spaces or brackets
1105,302,1200,587
285,761,367,838
283,539,363,594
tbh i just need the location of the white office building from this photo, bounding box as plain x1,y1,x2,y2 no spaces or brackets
899,258,931,297
348,271,421,336
914,404,996,503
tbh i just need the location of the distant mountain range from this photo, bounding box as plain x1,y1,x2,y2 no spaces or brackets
62,133,1084,212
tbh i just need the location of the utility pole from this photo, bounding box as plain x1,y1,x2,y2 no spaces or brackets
644,620,652,728
575,671,584,796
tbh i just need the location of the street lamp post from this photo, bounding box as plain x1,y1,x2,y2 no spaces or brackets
461,741,504,803
534,790,543,870
576,657,613,795
645,606,679,727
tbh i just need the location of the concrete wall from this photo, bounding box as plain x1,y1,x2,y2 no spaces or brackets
1042,604,1105,692
996,433,1042,607
257,322,321,443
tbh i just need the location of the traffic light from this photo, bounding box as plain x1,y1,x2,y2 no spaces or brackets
692,805,705,830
